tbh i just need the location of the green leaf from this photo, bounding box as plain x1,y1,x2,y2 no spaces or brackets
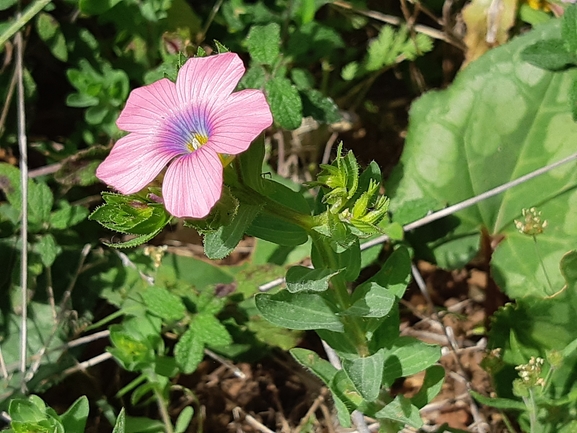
0,0,17,11
364,246,412,298
330,370,364,413
174,407,194,433
382,337,441,385
521,39,575,70
255,291,344,332
470,390,526,410
54,145,109,186
0,162,21,209
80,0,122,15
247,23,281,65
50,201,88,230
60,396,89,433
387,19,577,298
411,365,445,409
174,327,205,374
375,395,423,429
191,313,232,347
204,203,262,259
344,282,396,318
35,13,68,62
34,233,61,267
140,286,187,322
290,68,315,90
300,89,341,124
290,348,339,386
285,266,338,293
265,77,303,130
342,349,385,401
562,5,577,54
112,408,126,433
28,180,54,227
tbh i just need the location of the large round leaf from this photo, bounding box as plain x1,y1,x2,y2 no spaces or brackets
388,20,577,298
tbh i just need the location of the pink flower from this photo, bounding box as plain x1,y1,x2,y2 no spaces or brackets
96,53,273,218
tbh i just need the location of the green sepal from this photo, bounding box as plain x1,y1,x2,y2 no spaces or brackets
89,191,171,248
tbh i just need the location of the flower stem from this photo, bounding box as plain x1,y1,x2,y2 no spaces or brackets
311,231,369,357
533,235,554,295
153,383,174,433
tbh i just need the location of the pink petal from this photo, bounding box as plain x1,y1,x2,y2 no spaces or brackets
206,89,273,154
176,53,245,108
96,134,179,194
117,78,179,134
162,147,223,218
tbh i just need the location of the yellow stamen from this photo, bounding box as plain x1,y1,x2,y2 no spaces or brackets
186,133,208,152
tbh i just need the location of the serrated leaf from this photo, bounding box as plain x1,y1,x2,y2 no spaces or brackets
521,39,575,70
255,291,344,332
0,163,21,209
191,314,232,346
300,89,341,124
375,395,423,429
387,20,577,298
341,349,385,401
285,266,338,293
141,286,186,322
203,203,262,259
28,180,54,227
265,77,303,130
174,327,205,374
34,234,61,267
50,202,88,230
247,23,281,65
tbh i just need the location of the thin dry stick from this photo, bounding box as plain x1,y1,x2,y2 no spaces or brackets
0,347,8,379
243,412,276,433
0,66,18,135
204,348,245,379
15,23,28,393
61,352,113,376
361,151,577,251
294,391,325,433
410,263,489,433
197,0,224,45
25,244,91,382
332,0,463,49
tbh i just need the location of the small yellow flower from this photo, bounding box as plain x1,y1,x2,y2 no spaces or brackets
515,207,548,235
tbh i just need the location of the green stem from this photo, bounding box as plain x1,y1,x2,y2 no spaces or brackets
0,0,53,47
152,382,174,433
523,389,537,433
311,231,369,357
533,235,554,295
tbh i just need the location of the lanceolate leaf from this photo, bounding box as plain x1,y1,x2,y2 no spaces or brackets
255,291,344,332
388,19,577,298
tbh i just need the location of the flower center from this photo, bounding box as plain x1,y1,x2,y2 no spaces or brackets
186,133,209,152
